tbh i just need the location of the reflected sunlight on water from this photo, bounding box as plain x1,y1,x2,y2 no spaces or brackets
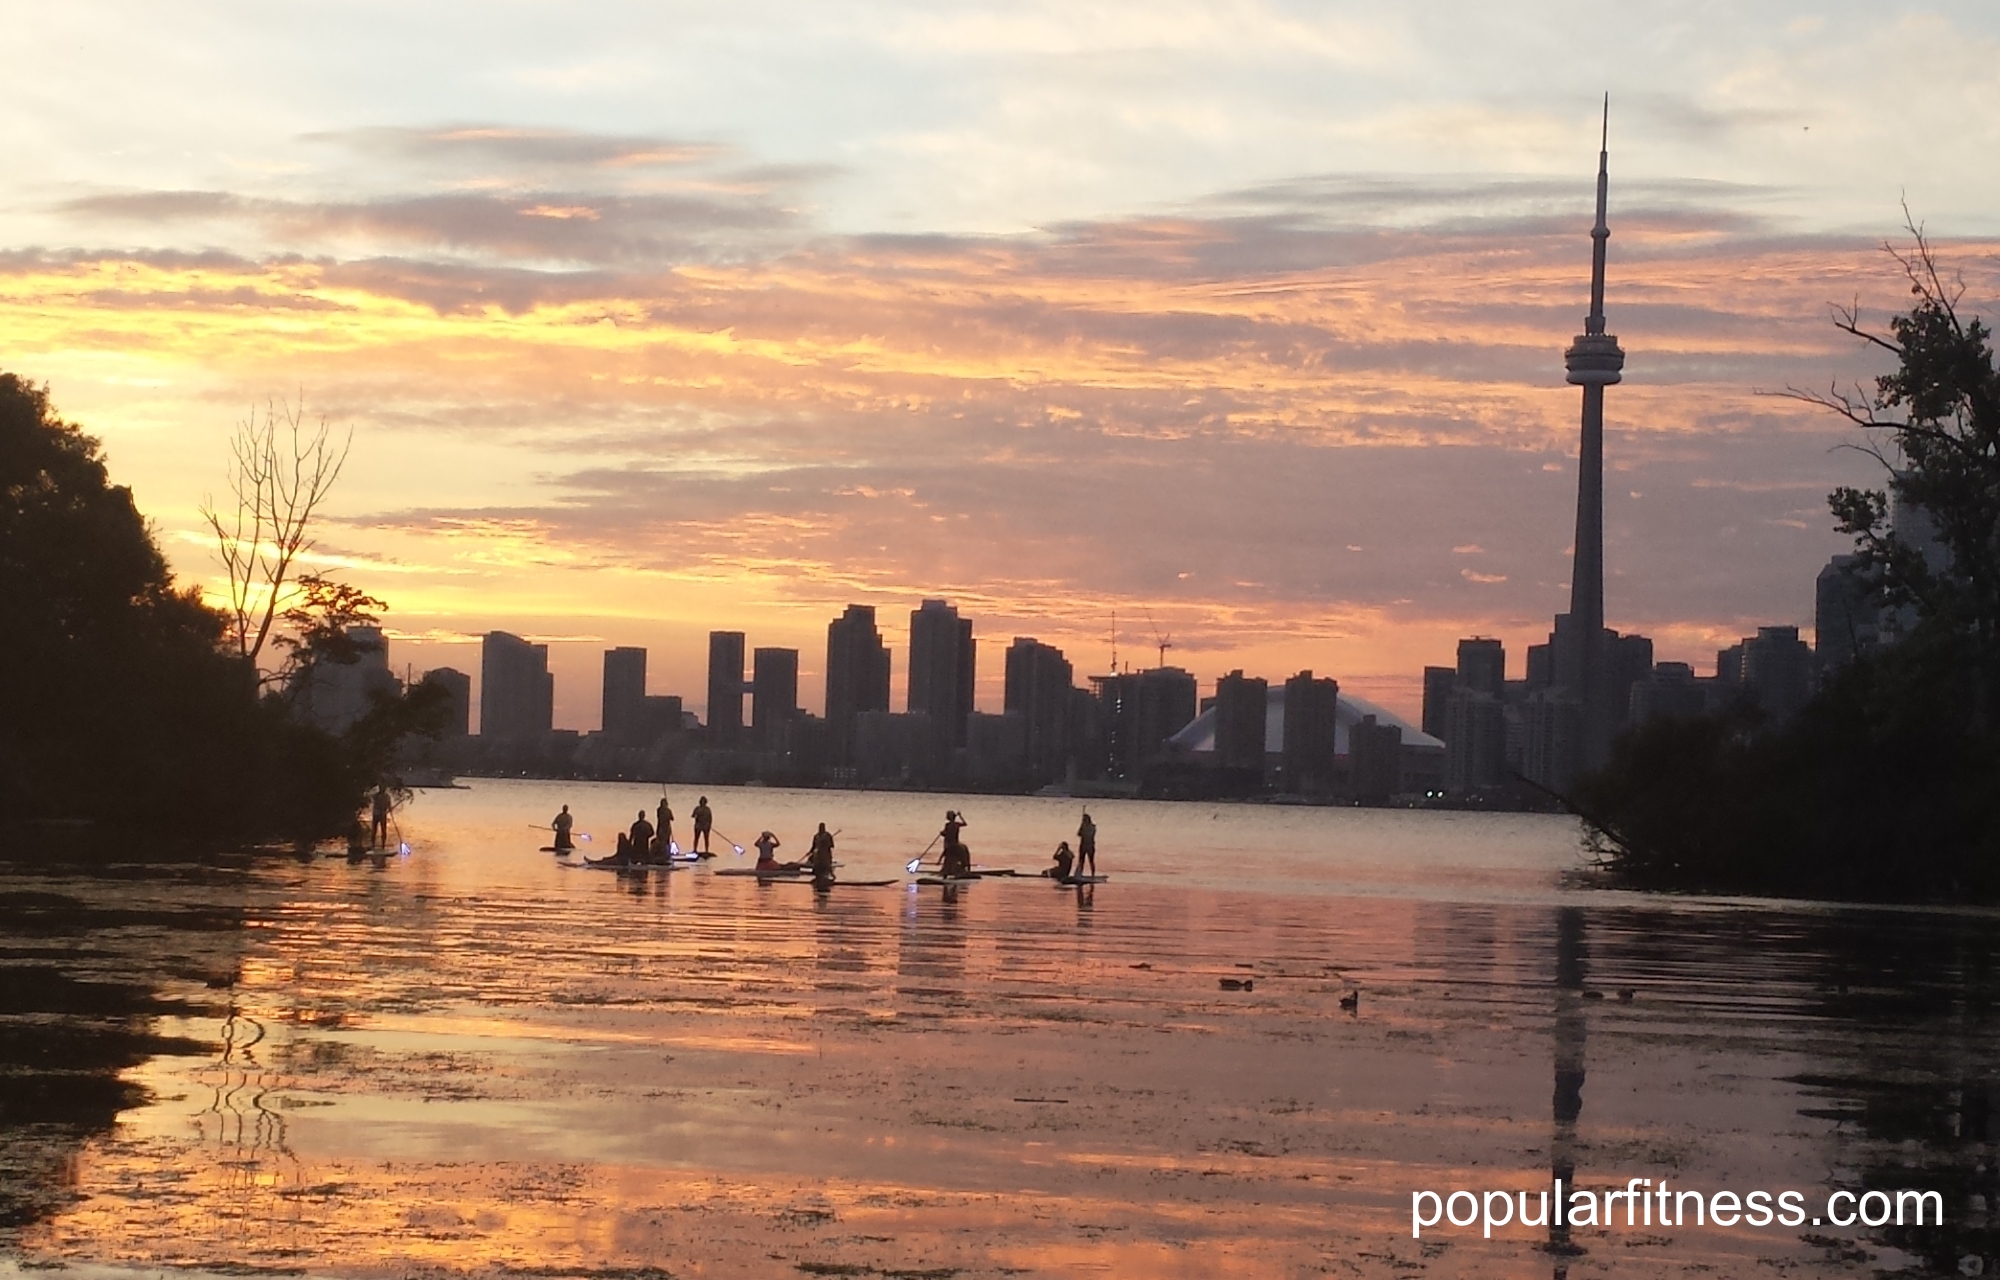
4,779,1999,1277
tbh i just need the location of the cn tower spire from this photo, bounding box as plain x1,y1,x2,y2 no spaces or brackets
1562,96,1625,769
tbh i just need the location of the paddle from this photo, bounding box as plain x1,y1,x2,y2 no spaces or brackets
712,829,748,856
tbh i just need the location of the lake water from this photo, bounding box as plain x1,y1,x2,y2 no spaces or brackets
3,778,1997,1278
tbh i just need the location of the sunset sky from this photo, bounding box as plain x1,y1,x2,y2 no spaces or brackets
9,2,2000,727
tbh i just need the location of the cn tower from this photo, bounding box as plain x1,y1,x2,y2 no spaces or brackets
1562,98,1624,762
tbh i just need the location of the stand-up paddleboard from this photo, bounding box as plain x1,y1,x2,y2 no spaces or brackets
1056,874,1109,885
915,876,981,887
580,856,684,871
539,845,577,854
769,878,899,887
715,866,806,878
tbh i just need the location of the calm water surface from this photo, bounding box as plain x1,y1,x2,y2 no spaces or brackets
2,779,1997,1279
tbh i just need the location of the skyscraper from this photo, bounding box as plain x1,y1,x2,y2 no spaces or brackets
1004,637,1075,784
1555,102,1627,773
1213,670,1269,774
480,631,552,739
825,605,890,767
706,631,745,744
908,599,975,772
751,646,800,750
1281,670,1339,794
419,667,472,737
602,646,647,744
1456,637,1506,697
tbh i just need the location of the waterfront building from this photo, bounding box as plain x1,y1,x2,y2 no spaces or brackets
1815,555,1882,674
602,646,647,744
419,667,471,737
751,647,800,751
908,599,976,775
1444,688,1506,792
480,630,553,740
1421,665,1456,740
1457,638,1505,697
706,631,746,744
1349,714,1403,804
1213,670,1269,774
1096,666,1198,781
825,605,891,768
1280,670,1340,794
1003,637,1074,785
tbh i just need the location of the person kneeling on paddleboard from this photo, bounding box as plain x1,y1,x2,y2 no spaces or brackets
808,823,836,884
1045,842,1075,880
552,805,575,851
754,831,782,871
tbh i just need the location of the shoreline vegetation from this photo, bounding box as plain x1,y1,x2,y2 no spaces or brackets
0,374,443,847
1577,234,2000,904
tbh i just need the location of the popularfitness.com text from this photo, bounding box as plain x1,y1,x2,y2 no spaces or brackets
1411,1179,1943,1239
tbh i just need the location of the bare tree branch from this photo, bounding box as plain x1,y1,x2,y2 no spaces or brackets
198,394,351,673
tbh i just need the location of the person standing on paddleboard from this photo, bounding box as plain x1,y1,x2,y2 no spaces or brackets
808,823,836,885
628,810,656,864
691,797,713,854
1075,810,1097,877
370,785,392,848
656,795,675,855
551,805,575,851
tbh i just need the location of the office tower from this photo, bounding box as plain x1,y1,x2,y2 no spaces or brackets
1214,670,1269,773
825,605,891,767
1094,667,1198,781
1444,688,1507,792
480,630,553,739
751,647,800,750
602,647,647,744
1349,714,1403,804
291,624,398,734
1742,626,1813,724
706,631,745,744
1815,555,1881,673
1556,102,1627,773
1280,670,1339,794
1521,691,1584,796
1456,638,1506,697
1421,665,1457,740
1004,637,1074,784
1629,662,1704,726
908,599,976,771
419,667,472,737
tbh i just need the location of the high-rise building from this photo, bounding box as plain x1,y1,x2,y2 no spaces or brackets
1095,667,1199,780
419,667,472,737
825,605,891,767
1521,691,1584,795
1421,665,1457,740
1213,670,1269,774
751,647,800,750
1815,554,1881,673
1349,714,1403,804
1556,103,1627,774
1444,688,1507,792
1004,637,1074,784
1742,626,1813,724
1280,670,1339,794
1629,662,1704,725
480,630,552,739
706,631,746,744
602,646,647,744
908,599,976,772
291,625,399,734
1456,638,1506,697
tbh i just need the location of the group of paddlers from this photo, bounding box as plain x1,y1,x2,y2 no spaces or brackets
545,799,1101,884
548,794,717,863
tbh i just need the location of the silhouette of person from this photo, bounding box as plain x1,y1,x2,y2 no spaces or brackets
1075,810,1097,876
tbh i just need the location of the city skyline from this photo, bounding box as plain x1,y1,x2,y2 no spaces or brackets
10,7,2000,728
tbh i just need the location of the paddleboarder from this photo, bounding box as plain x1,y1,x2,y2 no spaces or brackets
656,795,675,854
628,811,656,864
1076,810,1097,877
1045,842,1076,880
691,796,713,853
370,785,392,848
753,830,782,871
551,805,575,851
808,823,836,884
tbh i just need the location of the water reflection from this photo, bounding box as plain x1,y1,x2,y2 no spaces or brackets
5,797,2000,1276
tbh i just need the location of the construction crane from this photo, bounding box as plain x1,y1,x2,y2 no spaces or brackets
1144,608,1172,669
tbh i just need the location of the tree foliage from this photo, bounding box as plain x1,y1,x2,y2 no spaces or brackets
1581,231,2000,901
0,373,436,844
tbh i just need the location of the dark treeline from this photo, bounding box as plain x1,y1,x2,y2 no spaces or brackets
1579,236,2000,902
0,374,441,844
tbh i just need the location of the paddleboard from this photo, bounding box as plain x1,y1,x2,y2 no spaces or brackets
714,866,807,878
580,857,683,871
915,876,980,887
539,845,577,854
1057,875,1109,885
769,878,899,887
